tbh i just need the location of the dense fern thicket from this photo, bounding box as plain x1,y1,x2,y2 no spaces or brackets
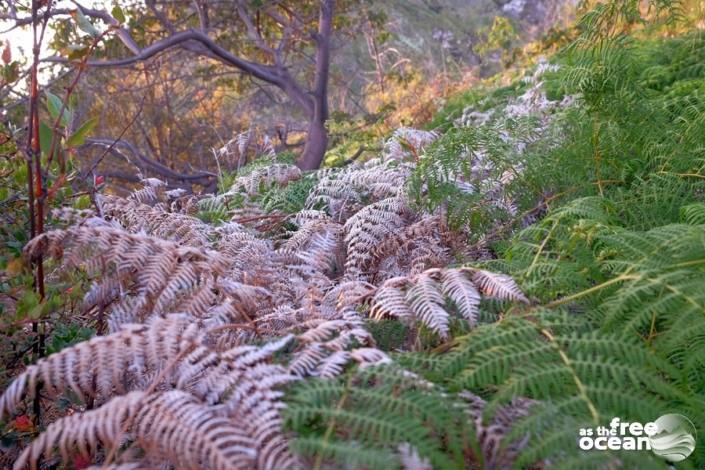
3,7,705,470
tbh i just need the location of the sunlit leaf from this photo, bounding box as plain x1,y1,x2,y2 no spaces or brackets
46,91,72,127
1,61,20,83
72,8,101,37
111,5,126,23
74,194,92,209
66,117,98,148
39,121,60,159
67,45,90,61
16,290,39,320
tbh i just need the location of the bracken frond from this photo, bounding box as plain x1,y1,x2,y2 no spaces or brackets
14,391,257,470
369,267,527,338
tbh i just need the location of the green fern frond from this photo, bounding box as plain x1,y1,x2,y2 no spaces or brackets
681,203,705,225
402,310,702,468
285,366,469,470
262,176,318,214
197,196,229,224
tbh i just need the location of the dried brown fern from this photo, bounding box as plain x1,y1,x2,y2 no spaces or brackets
14,390,259,470
128,178,167,206
3,316,302,469
278,219,344,278
371,214,452,281
1,317,199,420
287,315,388,378
3,123,539,469
24,225,236,329
99,195,212,247
306,160,411,219
459,391,538,469
369,267,527,337
343,196,410,279
383,127,439,161
227,164,302,196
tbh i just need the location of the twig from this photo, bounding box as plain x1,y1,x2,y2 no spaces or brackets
85,94,147,176
26,0,55,429
342,145,371,166
232,213,288,224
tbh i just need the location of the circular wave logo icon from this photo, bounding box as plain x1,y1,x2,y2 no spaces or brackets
649,414,697,462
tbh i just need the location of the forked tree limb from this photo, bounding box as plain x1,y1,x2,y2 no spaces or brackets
9,0,337,169
84,138,217,191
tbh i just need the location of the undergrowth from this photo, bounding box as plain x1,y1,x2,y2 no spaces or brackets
1,2,705,469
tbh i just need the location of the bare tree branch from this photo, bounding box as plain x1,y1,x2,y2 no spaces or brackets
192,0,209,30
3,3,140,54
236,1,275,57
43,27,316,117
85,137,216,183
8,0,339,170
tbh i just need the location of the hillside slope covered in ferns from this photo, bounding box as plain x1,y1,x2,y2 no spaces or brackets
2,5,705,470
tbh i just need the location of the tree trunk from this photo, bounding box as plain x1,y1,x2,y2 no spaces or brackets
299,113,328,170
297,0,334,171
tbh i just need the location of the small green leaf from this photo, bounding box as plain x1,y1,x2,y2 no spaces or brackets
28,302,44,320
12,163,27,185
73,8,101,37
39,121,56,158
111,5,126,23
66,117,98,148
67,45,90,61
16,290,39,320
46,91,72,127
2,61,20,83
74,194,91,210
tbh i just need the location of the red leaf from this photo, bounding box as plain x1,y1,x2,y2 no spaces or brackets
94,174,105,187
2,41,10,65
13,415,34,432
73,454,92,469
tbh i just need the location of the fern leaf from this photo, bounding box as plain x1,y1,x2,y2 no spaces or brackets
405,271,449,338
441,268,481,325
465,268,529,303
15,391,258,470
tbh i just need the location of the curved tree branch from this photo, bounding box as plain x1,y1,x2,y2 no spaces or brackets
43,26,315,117
10,0,336,169
84,138,216,187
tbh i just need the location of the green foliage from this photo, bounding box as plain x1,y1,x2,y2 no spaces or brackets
262,176,318,214
46,323,95,355
401,309,701,469
366,320,409,351
197,196,229,224
415,27,705,236
325,112,388,167
427,81,531,131
46,91,73,127
0,68,98,402
408,119,534,232
285,366,470,469
426,90,481,130
473,16,520,63
364,6,705,468
65,117,98,148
